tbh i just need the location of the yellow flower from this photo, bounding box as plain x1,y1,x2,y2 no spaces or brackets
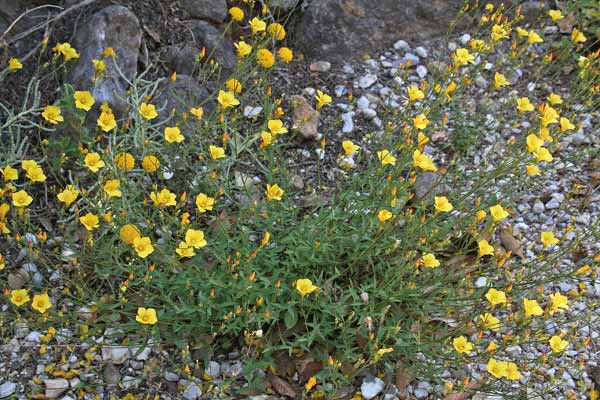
342,140,360,156
185,229,207,249
257,48,275,68
485,288,507,306
527,30,543,45
57,185,79,206
377,150,396,166
534,147,553,163
413,114,429,130
571,27,587,43
538,127,552,142
0,203,9,219
217,90,240,109
591,389,600,400
164,126,184,143
196,193,215,213
8,57,22,71
12,190,33,207
407,86,424,102
93,59,106,74
267,23,286,40
102,47,116,57
277,47,293,63
133,237,154,258
260,131,273,148
31,293,52,314
268,119,288,135
540,231,559,247
305,376,317,392
421,253,440,268
1,165,18,181
452,48,475,66
42,105,64,124
486,358,507,378
491,24,510,41
25,165,46,183
235,41,253,57
209,145,225,160
417,132,428,147
97,111,116,132
516,97,534,113
469,39,487,52
377,209,393,224
548,10,563,21
505,362,521,380
120,224,140,245
479,313,500,331
52,42,79,60
559,117,575,132
434,196,453,212
190,106,204,120
139,102,158,120
150,188,177,207
516,27,529,38
549,292,568,313
315,90,332,109
142,155,160,173
250,17,266,34
547,93,563,105
136,307,157,325
523,298,543,317
266,184,284,201
74,91,95,111
489,204,508,222
493,72,510,89
412,150,437,172
453,336,473,354
104,179,122,197
115,153,135,171
478,240,494,257
229,6,244,21
549,335,569,353
84,152,105,172
176,241,195,258
79,212,100,231
225,78,242,93
541,105,559,126
10,289,30,306
295,278,318,297
526,134,543,153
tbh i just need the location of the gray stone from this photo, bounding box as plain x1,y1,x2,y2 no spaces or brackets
182,381,202,400
25,331,42,343
70,6,142,116
400,53,420,66
309,61,332,72
361,375,385,400
205,361,221,379
475,75,488,89
244,105,263,118
546,199,560,210
533,200,545,213
358,74,377,89
165,45,202,76
269,0,301,12
154,75,212,121
44,378,69,399
181,0,227,22
103,363,120,385
101,346,130,364
459,33,472,45
165,372,180,382
416,65,428,78
342,112,354,133
414,46,428,58
335,85,348,97
414,388,428,399
0,382,16,398
189,20,237,72
393,40,410,51
412,172,444,201
297,0,465,60
121,376,140,390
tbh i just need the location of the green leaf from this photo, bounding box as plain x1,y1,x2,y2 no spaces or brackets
283,307,298,329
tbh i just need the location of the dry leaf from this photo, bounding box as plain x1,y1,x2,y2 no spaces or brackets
143,25,161,43
394,362,412,391
274,351,296,378
499,226,524,259
8,269,30,289
300,360,323,383
558,12,576,33
268,371,297,398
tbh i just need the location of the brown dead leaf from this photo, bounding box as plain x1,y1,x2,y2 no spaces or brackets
444,381,481,400
394,362,412,391
8,269,30,289
499,226,525,259
274,351,296,378
143,25,161,43
300,360,323,383
268,371,297,398
558,12,576,33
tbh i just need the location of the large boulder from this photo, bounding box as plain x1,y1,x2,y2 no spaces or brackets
189,20,237,74
181,0,228,22
154,74,213,122
297,0,465,60
69,5,142,116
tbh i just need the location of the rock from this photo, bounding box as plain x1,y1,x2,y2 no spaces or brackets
181,0,227,22
356,96,370,110
414,388,428,399
412,172,443,201
533,200,545,213
44,378,69,399
416,65,427,78
121,376,140,390
334,85,348,97
182,381,202,400
474,75,488,89
244,106,263,118
361,375,385,400
0,382,16,398
341,112,354,133
103,363,120,385
165,45,201,76
269,0,301,12
475,277,488,288
545,199,560,210
14,322,28,338
101,346,130,364
393,40,410,51
291,174,305,191
222,361,243,378
298,0,464,60
205,361,221,379
459,33,472,45
358,74,377,88
309,61,332,72
154,75,212,121
189,20,236,73
25,331,42,343
291,95,320,141
70,6,142,116
400,52,420,66
165,372,180,382
131,345,152,361
414,46,428,58
7,268,30,289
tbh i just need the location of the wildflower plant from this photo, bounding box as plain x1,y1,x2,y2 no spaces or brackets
0,1,599,398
